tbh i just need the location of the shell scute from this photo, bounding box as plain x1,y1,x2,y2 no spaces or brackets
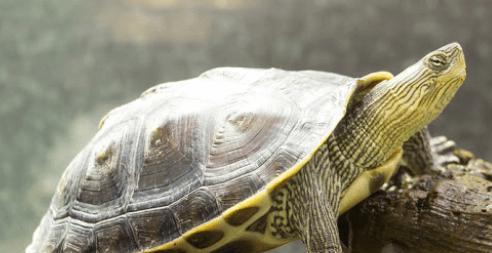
94,218,138,252
136,121,195,193
76,120,137,207
170,188,221,234
50,149,90,218
207,174,264,210
127,207,180,250
61,222,94,253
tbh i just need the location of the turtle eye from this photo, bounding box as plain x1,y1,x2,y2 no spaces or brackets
427,53,449,71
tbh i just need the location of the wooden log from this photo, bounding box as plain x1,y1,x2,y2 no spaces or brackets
346,142,492,253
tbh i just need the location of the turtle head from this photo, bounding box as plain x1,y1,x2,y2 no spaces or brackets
390,42,466,120
367,43,466,139
347,43,466,166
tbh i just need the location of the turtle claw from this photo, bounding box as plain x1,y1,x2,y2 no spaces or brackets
434,153,460,167
430,136,460,172
430,136,457,154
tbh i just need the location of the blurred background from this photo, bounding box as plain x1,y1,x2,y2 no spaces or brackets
0,0,491,252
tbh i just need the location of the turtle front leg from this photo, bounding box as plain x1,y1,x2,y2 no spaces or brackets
402,127,459,175
300,201,343,253
281,167,344,253
402,127,435,175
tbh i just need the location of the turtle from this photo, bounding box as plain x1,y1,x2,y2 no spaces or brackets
27,42,466,253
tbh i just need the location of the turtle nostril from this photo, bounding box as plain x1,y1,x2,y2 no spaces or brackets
450,42,462,51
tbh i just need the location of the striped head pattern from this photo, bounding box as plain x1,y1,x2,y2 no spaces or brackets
363,43,466,145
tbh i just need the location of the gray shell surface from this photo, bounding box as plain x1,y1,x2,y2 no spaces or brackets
27,67,357,252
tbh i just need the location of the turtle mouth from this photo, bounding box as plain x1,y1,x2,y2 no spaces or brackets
450,43,467,79
458,69,466,80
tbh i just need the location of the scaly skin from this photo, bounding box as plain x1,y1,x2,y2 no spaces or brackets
271,43,466,253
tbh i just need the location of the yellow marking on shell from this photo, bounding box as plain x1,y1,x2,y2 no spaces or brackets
224,207,260,226
184,230,224,249
144,191,286,252
338,148,403,215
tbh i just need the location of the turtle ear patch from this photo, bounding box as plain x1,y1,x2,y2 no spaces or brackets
185,230,224,249
224,206,260,226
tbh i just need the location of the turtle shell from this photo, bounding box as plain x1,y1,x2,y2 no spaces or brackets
27,68,357,252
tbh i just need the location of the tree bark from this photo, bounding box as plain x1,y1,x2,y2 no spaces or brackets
346,140,492,253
